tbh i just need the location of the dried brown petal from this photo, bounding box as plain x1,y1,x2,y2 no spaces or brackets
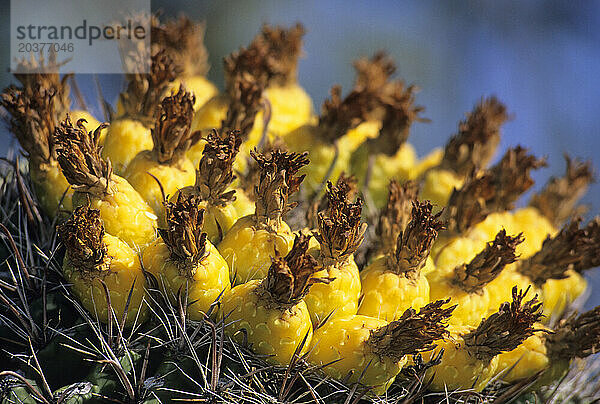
253,23,305,85
55,116,112,197
440,96,509,176
221,71,264,139
58,205,107,273
547,305,600,360
158,192,207,275
367,299,455,361
453,230,524,293
314,181,367,265
519,217,600,284
252,149,309,229
306,173,358,230
376,180,420,254
240,136,288,201
463,287,543,363
353,51,396,94
530,155,595,227
260,233,328,305
152,86,201,164
390,201,444,279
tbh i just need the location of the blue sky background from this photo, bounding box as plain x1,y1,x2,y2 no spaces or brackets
1,1,599,306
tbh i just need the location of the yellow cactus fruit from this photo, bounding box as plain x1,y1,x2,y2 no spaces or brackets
151,16,218,111
1,57,74,218
218,150,308,284
124,87,200,216
425,287,543,391
142,193,230,320
410,147,443,179
173,129,245,244
68,110,106,144
103,50,179,174
510,207,556,258
516,217,599,319
351,76,428,209
421,97,509,209
222,233,325,366
55,118,157,248
59,205,148,327
430,230,523,326
360,201,443,321
497,305,600,385
309,300,454,395
304,181,367,326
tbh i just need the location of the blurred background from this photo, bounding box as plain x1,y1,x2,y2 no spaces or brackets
0,0,599,305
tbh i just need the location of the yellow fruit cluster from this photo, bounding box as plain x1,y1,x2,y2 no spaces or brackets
4,16,600,398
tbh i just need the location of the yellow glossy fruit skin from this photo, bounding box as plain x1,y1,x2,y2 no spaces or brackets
222,280,312,366
421,169,464,211
429,236,487,284
67,110,107,144
30,161,73,218
410,148,443,179
350,142,417,209
188,95,262,172
169,76,218,111
486,266,540,315
495,324,549,383
218,215,294,284
303,257,361,326
542,270,586,321
102,119,153,175
72,175,157,249
142,238,230,320
308,315,406,395
424,325,498,392
63,234,148,326
231,189,255,218
511,207,557,258
263,83,313,137
430,280,490,327
359,256,430,321
124,151,196,217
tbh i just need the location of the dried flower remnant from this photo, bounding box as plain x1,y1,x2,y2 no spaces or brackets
376,180,420,254
353,51,397,94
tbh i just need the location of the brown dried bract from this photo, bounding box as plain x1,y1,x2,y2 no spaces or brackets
221,71,265,138
318,85,383,144
377,180,420,254
306,174,358,230
390,201,444,279
444,147,545,233
463,286,543,363
366,81,428,156
314,181,367,266
367,299,455,362
151,15,210,77
453,230,524,293
252,149,309,229
240,137,288,201
119,49,181,124
58,205,107,273
519,217,600,284
547,305,600,361
260,233,328,306
440,97,509,176
353,51,396,94
158,193,208,275
55,117,112,197
152,86,201,164
254,23,305,86
195,129,241,207
530,155,595,227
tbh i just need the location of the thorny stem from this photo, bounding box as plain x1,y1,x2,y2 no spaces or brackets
439,96,509,176
54,117,112,197
453,230,524,293
388,201,444,280
529,155,595,227
258,233,330,306
151,86,201,164
195,129,242,207
367,299,455,362
158,193,208,277
518,217,600,285
314,181,367,266
547,305,600,361
376,180,420,255
252,149,309,230
443,146,546,233
463,286,543,363
57,205,108,273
